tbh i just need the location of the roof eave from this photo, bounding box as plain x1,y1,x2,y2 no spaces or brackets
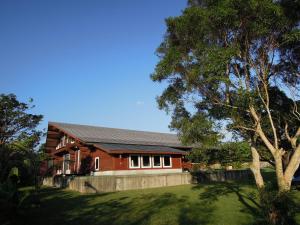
107,150,187,155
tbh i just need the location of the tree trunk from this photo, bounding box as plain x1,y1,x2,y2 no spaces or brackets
282,151,292,171
249,142,264,189
274,153,290,192
284,144,300,191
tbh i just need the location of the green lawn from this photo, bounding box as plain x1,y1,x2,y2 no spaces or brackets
16,181,300,225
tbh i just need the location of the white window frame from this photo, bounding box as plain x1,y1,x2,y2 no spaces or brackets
152,155,162,168
162,155,172,168
62,153,70,173
77,149,81,172
141,155,152,168
95,157,100,171
129,155,140,169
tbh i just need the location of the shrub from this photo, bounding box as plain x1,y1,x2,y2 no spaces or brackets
257,188,296,225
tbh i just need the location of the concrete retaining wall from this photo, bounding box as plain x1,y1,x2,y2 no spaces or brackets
43,173,192,193
43,170,252,193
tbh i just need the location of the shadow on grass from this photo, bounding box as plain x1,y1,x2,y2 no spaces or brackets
17,187,214,225
16,181,300,225
193,178,300,225
193,181,261,224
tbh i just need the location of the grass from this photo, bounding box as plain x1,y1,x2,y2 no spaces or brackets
15,171,300,225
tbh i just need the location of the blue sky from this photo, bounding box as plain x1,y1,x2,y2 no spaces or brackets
0,0,187,133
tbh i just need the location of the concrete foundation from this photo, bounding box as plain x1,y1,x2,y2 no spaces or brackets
43,169,252,194
43,172,192,193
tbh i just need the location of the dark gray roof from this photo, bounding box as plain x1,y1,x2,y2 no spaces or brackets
93,143,187,154
49,122,185,147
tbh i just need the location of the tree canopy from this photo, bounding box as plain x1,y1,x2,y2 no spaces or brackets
152,0,300,192
0,94,43,184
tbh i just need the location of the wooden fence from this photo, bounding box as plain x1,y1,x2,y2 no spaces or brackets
191,169,252,183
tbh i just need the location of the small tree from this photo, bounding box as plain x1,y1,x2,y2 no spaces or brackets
0,94,43,224
0,94,43,184
188,142,251,167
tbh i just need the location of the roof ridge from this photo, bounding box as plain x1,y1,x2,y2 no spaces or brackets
48,121,178,136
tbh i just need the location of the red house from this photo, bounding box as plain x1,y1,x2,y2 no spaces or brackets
44,122,191,176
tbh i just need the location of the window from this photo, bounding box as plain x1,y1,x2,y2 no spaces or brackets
62,136,66,146
95,157,100,171
163,155,172,168
128,155,173,169
56,135,75,150
141,155,151,168
64,153,70,160
153,155,161,168
63,154,70,173
129,155,140,168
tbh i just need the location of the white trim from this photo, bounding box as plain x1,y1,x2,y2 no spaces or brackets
129,155,140,168
141,155,152,168
77,149,81,173
93,169,183,176
95,157,100,171
162,155,172,168
63,153,71,174
152,155,162,168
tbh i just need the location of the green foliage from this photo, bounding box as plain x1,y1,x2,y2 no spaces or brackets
171,112,220,147
221,142,251,165
0,94,44,185
0,94,44,224
258,188,297,225
188,141,251,166
151,0,300,151
151,1,300,202
0,177,19,225
0,94,43,145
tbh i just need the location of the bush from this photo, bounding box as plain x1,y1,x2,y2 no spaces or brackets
0,179,19,225
257,188,296,225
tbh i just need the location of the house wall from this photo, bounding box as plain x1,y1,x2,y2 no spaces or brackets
111,154,182,170
90,148,114,171
50,146,184,175
87,151,183,173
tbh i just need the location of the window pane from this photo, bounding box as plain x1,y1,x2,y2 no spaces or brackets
64,154,70,160
153,156,161,166
131,155,139,167
95,158,99,170
164,156,171,167
142,155,150,167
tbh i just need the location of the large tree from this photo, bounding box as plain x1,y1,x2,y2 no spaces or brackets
151,0,300,192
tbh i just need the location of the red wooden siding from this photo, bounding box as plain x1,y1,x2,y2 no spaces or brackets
109,153,182,170
47,145,184,174
90,149,114,171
